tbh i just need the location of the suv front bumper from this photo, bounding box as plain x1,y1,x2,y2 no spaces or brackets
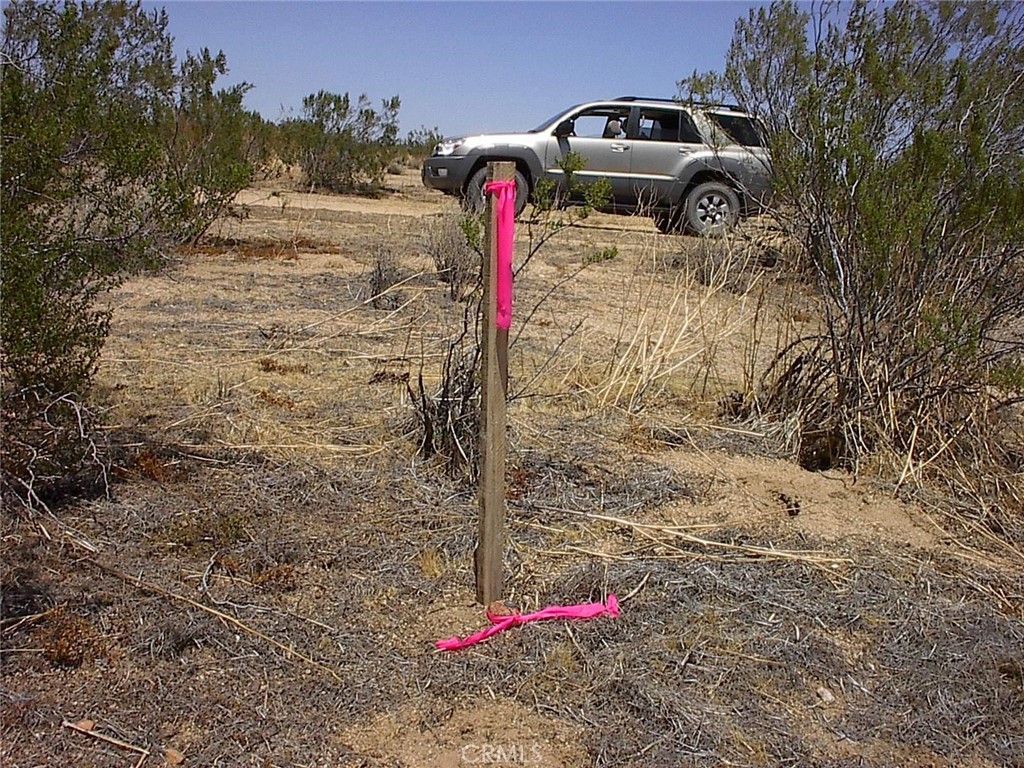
422,156,472,194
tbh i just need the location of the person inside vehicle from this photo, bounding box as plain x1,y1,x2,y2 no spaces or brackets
603,118,625,138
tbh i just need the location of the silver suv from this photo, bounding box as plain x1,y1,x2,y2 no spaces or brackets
421,97,771,234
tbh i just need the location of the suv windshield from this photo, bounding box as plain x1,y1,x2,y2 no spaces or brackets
529,106,581,133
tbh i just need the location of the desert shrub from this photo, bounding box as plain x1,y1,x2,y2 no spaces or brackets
410,158,613,477
403,125,443,166
276,90,401,194
681,1,1024,493
411,214,482,472
368,246,402,310
421,213,479,301
530,150,612,219
161,48,269,244
1,0,262,510
583,245,619,266
691,236,763,294
409,310,482,473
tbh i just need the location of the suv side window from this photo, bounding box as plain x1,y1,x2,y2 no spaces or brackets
707,113,765,147
569,107,631,139
635,108,702,143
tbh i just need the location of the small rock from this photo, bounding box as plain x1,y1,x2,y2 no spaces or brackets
778,492,801,517
816,686,835,704
487,600,517,617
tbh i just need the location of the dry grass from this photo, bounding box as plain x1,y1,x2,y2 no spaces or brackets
2,170,1022,767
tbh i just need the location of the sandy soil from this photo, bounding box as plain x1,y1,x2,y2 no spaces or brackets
2,168,1021,768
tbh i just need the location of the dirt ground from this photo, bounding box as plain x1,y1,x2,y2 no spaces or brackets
2,168,1022,768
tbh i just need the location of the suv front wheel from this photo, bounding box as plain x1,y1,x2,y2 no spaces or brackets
684,182,740,235
464,166,529,217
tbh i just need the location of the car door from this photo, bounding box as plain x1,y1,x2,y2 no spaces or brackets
628,107,703,208
542,105,634,203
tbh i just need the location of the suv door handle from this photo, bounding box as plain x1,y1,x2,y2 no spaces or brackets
609,143,629,153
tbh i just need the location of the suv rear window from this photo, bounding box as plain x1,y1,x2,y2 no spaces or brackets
636,108,702,143
708,113,765,147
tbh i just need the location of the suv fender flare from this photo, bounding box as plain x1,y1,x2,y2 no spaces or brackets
673,166,748,213
462,148,541,196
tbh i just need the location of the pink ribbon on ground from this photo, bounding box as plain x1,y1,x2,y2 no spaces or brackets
484,180,516,330
435,595,620,652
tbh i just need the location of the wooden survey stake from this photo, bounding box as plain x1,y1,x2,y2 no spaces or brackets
475,161,514,606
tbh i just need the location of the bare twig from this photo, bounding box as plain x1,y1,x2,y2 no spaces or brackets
84,559,345,683
62,719,150,766
540,505,851,565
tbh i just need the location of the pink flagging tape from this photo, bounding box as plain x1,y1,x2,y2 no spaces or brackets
435,595,620,652
484,179,515,330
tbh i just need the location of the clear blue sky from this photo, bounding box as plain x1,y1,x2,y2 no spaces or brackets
153,1,765,138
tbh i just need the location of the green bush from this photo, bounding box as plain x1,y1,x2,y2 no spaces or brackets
276,90,401,193
682,1,1024,476
1,1,264,510
402,125,443,165
162,48,269,244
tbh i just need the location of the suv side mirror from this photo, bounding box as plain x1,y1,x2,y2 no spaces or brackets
554,119,574,138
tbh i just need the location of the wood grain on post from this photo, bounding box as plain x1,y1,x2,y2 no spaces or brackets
476,161,514,606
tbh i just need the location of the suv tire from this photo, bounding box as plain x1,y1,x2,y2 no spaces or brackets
464,166,529,217
684,181,740,235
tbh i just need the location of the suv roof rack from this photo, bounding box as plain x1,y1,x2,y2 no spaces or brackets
612,96,676,103
612,96,745,112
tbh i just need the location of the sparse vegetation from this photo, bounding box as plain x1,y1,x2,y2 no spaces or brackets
682,2,1024,509
275,90,401,194
3,4,1024,767
421,211,478,300
410,152,615,476
368,245,403,310
1,152,1021,768
582,245,618,266
1,0,264,511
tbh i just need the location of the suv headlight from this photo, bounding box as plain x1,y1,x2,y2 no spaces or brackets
434,139,464,157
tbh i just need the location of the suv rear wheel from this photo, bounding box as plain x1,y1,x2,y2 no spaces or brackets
464,166,529,217
684,181,740,235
